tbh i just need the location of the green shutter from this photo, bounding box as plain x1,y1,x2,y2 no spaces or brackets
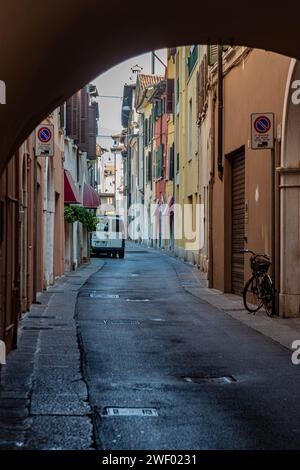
208,45,218,66
156,144,163,178
188,46,198,76
208,45,230,66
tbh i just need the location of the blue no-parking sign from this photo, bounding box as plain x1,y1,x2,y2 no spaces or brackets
251,113,274,150
35,124,54,156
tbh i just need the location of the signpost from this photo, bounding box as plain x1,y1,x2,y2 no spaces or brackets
35,124,54,157
251,112,277,315
33,123,54,302
251,113,274,149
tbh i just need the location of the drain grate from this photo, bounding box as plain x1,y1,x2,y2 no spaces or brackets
102,319,141,326
27,315,56,319
22,326,54,331
102,407,158,417
184,376,236,384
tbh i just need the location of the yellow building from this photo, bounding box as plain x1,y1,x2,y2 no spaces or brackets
174,46,202,265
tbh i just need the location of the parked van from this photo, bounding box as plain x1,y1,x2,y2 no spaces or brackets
91,215,125,258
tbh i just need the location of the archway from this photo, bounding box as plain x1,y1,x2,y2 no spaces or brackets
0,1,300,173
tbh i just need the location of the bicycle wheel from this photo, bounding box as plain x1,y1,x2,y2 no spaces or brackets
243,276,264,313
261,275,274,317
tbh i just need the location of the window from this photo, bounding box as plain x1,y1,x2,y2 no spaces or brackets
149,115,152,143
144,118,148,146
169,143,175,180
156,144,164,179
188,99,193,161
187,46,198,76
147,151,152,182
167,79,175,114
176,153,180,174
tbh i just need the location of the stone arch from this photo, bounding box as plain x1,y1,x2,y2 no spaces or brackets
1,2,300,172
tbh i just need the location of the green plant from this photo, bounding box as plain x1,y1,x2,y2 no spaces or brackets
64,205,97,232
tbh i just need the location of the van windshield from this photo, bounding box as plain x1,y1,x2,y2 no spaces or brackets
96,218,124,233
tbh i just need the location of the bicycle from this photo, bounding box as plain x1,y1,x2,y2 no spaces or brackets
240,249,274,316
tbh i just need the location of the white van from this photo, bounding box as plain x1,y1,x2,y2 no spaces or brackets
91,215,125,258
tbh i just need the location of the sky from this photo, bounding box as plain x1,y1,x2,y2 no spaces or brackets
93,50,167,153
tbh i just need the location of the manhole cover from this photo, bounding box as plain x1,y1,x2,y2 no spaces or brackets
184,376,236,384
90,293,119,299
102,407,158,417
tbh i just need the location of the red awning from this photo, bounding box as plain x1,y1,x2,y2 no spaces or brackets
83,182,101,209
64,170,81,204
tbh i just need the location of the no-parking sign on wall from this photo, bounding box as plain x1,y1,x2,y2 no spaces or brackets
251,113,274,150
35,124,54,156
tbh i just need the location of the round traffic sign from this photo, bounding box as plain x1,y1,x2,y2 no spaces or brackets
254,115,271,134
38,126,52,143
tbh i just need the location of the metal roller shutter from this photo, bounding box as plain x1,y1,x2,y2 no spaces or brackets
231,150,245,295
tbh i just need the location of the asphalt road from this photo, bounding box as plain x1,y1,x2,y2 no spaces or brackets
77,246,300,450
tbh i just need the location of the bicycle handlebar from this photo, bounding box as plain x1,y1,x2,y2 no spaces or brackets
240,249,270,259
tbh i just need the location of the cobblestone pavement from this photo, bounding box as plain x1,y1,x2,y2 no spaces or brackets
0,260,104,450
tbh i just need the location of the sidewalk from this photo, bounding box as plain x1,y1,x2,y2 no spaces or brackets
0,259,104,450
165,251,300,351
131,242,300,351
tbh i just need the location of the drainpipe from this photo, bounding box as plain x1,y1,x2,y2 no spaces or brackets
32,151,38,303
217,45,224,179
152,51,155,74
208,92,217,288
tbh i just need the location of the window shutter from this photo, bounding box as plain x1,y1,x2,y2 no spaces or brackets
204,53,208,104
149,115,152,144
71,91,80,141
66,98,72,137
87,102,97,160
168,48,176,59
156,144,163,178
78,87,89,152
59,104,65,129
208,45,218,66
169,143,174,180
147,151,152,182
208,45,230,66
144,119,147,146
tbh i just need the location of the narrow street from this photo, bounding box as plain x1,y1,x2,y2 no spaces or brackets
75,245,300,450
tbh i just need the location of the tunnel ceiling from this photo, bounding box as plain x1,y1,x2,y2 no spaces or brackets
0,0,298,173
